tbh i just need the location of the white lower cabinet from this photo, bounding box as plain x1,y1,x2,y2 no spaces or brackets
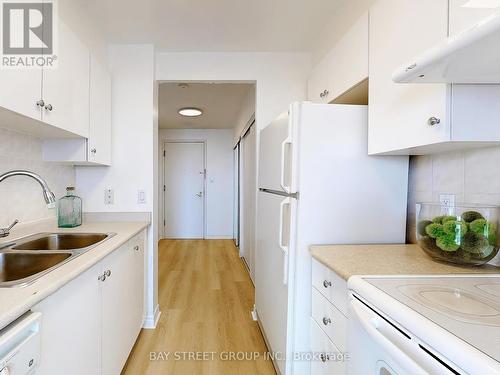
310,259,348,374
32,230,145,375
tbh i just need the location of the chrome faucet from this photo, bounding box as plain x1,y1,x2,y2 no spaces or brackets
0,170,57,237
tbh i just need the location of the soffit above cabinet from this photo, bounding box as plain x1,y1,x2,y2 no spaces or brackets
392,13,500,83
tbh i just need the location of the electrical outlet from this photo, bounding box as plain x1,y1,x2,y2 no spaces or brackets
104,188,114,205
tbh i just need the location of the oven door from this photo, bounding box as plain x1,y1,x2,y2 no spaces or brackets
347,294,459,375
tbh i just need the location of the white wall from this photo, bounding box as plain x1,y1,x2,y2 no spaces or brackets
155,52,310,132
233,85,256,143
0,128,74,226
159,129,234,239
75,44,158,326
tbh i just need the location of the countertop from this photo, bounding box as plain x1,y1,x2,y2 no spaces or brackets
0,218,150,330
310,244,500,281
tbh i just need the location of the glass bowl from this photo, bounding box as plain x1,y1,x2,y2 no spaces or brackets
416,203,499,266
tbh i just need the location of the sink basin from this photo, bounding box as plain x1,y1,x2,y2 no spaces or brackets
12,233,109,251
0,252,72,285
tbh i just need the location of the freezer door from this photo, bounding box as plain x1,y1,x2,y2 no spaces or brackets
258,105,298,193
255,190,295,375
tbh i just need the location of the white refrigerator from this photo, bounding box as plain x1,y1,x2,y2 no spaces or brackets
255,102,409,375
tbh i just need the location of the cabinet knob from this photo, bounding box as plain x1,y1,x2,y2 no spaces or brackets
134,245,139,251
322,316,332,326
36,99,45,107
320,353,328,363
98,274,106,282
104,269,111,277
428,117,441,126
45,104,53,111
319,89,330,99
323,280,332,288
90,148,97,154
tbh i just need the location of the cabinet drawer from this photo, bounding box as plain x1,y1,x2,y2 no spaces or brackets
312,259,347,315
310,318,347,375
312,288,347,351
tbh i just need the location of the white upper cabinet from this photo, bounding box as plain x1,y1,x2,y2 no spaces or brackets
308,12,369,104
368,0,500,155
88,56,112,165
308,51,334,103
42,20,90,138
0,68,42,123
449,0,500,36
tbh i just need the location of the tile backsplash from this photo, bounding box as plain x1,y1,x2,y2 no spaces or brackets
407,146,500,244
0,128,75,227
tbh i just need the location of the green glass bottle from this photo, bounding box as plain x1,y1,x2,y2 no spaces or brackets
58,187,82,228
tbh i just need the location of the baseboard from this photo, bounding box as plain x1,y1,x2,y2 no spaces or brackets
204,235,233,240
143,304,161,329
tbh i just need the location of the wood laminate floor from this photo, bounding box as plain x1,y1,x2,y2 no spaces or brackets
122,239,276,375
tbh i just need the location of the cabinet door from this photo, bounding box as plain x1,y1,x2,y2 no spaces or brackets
89,56,112,165
307,52,334,103
0,69,42,121
42,20,89,137
449,0,500,36
329,12,369,101
32,263,101,375
368,0,450,155
129,231,145,334
310,318,346,375
100,243,139,375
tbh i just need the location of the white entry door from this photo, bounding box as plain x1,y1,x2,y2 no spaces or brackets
164,142,205,238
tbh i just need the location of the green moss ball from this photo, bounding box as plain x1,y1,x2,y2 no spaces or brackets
433,215,456,224
461,211,485,223
443,220,468,237
417,220,433,236
425,223,445,239
469,219,488,235
436,235,460,252
461,232,490,254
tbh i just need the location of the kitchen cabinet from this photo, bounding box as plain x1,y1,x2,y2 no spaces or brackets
310,259,348,374
307,12,368,104
0,19,91,139
41,20,90,138
368,0,500,155
101,232,144,375
308,52,334,103
449,0,500,36
41,55,112,165
32,262,101,375
32,231,145,375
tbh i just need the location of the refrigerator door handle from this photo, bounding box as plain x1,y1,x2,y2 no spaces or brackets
279,197,291,285
280,138,292,193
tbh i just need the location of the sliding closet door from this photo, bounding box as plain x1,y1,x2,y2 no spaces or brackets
240,124,257,282
233,144,240,247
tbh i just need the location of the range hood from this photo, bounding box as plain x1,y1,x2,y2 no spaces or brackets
392,13,500,83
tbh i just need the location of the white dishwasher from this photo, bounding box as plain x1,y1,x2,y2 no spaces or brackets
0,312,41,375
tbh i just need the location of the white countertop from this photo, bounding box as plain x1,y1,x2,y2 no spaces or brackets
0,219,150,330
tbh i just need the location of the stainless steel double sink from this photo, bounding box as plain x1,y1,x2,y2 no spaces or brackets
0,233,115,287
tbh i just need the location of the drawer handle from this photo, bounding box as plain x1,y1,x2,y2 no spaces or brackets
320,353,329,362
323,280,332,288
322,317,332,326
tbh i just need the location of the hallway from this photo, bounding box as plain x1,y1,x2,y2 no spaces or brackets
122,239,276,375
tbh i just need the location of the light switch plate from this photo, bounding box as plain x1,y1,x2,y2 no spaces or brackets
138,190,146,204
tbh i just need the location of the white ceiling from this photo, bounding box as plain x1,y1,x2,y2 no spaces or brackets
84,0,345,52
158,82,255,129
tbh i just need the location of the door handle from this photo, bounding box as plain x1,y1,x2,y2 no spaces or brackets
279,197,291,285
195,192,203,197
280,139,292,193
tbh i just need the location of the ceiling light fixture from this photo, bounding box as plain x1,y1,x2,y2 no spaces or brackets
178,107,203,117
